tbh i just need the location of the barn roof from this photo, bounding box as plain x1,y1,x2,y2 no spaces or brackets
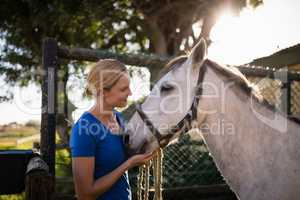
250,43,300,69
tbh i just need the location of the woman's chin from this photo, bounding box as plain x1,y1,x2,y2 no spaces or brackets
118,100,128,107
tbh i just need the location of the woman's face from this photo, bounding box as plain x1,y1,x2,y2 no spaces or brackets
103,73,132,108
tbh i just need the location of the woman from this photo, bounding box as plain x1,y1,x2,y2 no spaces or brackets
70,59,154,200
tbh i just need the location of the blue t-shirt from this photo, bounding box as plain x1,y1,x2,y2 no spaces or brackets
70,110,131,200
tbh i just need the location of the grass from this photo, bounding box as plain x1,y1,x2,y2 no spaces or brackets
0,140,17,149
0,127,37,137
0,194,25,200
0,126,38,150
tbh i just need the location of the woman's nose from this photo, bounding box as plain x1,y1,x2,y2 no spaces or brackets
128,88,132,96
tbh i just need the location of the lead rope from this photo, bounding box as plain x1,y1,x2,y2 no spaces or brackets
137,166,143,200
153,148,163,200
137,148,163,200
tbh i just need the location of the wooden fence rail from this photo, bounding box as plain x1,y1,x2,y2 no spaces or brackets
58,45,300,81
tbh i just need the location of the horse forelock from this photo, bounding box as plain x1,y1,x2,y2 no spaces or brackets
154,56,188,84
165,55,188,70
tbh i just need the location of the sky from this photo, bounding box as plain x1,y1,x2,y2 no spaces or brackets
0,0,300,125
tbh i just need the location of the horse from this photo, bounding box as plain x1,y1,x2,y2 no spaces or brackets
122,38,300,200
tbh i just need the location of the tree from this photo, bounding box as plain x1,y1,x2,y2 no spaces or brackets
0,0,262,144
132,0,263,56
0,0,147,145
0,0,147,86
0,0,263,86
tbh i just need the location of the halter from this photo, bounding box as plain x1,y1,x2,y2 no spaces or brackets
134,62,207,148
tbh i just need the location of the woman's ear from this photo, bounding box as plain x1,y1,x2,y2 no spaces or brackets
102,89,109,97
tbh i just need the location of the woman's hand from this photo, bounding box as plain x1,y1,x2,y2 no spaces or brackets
127,151,155,168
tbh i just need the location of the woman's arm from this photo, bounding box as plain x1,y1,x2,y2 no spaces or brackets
72,152,154,200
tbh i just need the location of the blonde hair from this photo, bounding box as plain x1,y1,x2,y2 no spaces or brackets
85,59,127,97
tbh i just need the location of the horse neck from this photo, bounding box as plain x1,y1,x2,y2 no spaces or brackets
198,64,296,136
197,65,300,199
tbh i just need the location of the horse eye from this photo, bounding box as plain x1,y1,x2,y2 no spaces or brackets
160,82,174,92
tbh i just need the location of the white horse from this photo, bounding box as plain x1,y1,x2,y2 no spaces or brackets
123,39,300,200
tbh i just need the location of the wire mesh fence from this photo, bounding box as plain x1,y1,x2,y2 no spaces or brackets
162,135,224,188
291,81,300,116
247,76,282,106
129,134,225,191
247,76,300,116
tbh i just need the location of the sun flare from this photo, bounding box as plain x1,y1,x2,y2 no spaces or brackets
208,0,300,65
208,9,263,65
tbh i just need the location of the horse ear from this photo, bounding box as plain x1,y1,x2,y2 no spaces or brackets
189,38,207,65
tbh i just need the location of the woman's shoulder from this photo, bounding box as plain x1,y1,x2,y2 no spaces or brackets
71,112,105,136
70,112,107,149
73,112,98,126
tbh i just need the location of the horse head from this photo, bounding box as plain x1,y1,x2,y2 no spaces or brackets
124,38,207,155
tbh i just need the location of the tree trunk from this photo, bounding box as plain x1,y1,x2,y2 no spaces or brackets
147,19,168,57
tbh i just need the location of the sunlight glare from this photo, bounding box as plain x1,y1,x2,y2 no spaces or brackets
208,0,300,65
208,8,266,65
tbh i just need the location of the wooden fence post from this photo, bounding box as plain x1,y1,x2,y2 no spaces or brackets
277,69,292,115
41,38,58,176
